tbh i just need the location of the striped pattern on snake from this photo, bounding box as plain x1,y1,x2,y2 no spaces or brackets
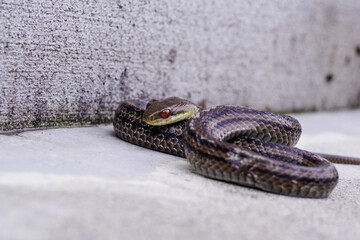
113,97,358,198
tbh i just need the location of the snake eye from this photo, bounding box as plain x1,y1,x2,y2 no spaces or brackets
161,109,170,119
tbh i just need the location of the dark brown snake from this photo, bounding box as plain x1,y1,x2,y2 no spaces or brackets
113,97,360,198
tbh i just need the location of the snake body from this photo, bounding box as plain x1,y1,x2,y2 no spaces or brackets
114,99,186,156
113,97,358,198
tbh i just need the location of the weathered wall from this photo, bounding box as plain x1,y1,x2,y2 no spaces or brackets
1,0,360,131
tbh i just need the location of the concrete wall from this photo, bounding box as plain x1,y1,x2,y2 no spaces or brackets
1,0,360,131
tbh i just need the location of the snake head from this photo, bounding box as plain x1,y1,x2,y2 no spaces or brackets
143,97,199,126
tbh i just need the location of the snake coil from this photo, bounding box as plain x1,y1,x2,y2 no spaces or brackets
113,97,359,198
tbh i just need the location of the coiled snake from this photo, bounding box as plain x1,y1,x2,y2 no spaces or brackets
113,97,360,198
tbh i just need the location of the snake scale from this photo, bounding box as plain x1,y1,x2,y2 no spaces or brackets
113,97,360,198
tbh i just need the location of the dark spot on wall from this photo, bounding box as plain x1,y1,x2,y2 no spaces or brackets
187,92,192,98
344,56,351,65
356,45,360,56
325,73,333,83
290,36,296,49
272,39,277,48
198,99,207,109
264,106,272,112
168,48,177,64
120,68,128,80
119,68,130,96
132,23,135,27
348,90,360,109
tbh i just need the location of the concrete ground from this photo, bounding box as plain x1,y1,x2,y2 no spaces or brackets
0,109,360,240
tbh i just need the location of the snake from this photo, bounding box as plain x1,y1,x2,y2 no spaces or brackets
113,97,360,198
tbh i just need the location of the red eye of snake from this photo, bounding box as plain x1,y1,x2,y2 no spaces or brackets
161,109,170,119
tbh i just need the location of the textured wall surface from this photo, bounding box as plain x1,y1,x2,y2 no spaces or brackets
1,0,360,131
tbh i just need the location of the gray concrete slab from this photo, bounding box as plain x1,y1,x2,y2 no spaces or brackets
0,109,360,240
